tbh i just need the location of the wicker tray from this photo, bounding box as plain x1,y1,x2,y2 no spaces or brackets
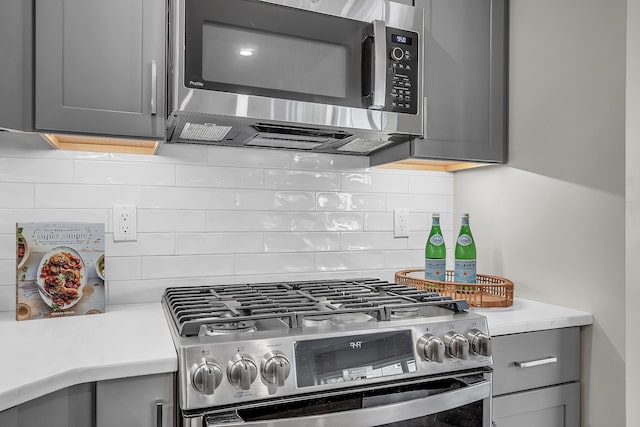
395,269,514,308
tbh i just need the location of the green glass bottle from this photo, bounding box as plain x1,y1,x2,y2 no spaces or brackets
425,213,446,281
454,213,476,283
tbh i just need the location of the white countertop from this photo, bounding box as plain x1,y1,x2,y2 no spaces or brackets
473,297,593,336
0,303,177,413
0,297,592,413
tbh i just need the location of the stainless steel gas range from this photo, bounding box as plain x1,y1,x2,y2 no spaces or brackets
162,278,493,427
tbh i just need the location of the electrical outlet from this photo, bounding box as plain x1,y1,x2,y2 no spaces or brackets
394,208,409,238
113,204,137,242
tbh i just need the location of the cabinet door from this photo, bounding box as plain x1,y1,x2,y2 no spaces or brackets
414,0,507,162
96,373,174,427
493,382,580,427
35,0,166,139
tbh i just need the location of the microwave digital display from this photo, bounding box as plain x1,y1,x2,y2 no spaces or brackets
392,34,412,45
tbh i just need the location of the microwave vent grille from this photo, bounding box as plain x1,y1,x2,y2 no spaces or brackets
245,137,324,150
337,138,394,153
180,123,232,142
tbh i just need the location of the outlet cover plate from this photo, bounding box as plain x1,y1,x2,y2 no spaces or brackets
113,204,137,242
394,208,409,238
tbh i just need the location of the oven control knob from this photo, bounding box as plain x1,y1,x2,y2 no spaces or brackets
466,329,492,357
261,351,291,386
444,331,469,360
417,334,445,363
391,47,405,61
228,354,258,390
191,358,223,395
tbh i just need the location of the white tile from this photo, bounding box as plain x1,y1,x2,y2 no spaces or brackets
134,143,208,164
340,232,408,251
0,158,74,183
315,250,422,271
385,194,449,212
290,212,363,231
0,285,14,311
206,211,289,231
176,165,263,188
74,161,175,186
341,172,409,193
235,190,316,211
408,173,454,194
264,170,340,191
363,212,393,231
106,233,175,256
0,184,35,208
176,232,264,254
264,232,340,252
0,260,15,286
0,234,15,259
142,186,235,209
107,277,206,305
105,257,142,281
234,253,315,275
291,152,366,170
0,209,108,233
204,273,292,285
138,209,206,232
141,254,234,279
35,184,141,208
207,146,291,168
317,192,386,211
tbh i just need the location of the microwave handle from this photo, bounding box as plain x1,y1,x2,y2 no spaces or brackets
206,379,490,427
150,60,157,116
362,20,387,110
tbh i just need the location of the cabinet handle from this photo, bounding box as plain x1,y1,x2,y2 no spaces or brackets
515,356,558,368
155,400,163,427
151,60,157,116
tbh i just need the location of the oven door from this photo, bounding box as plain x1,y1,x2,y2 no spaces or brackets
187,370,492,427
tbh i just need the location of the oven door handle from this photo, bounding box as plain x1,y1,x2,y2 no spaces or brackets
207,380,491,427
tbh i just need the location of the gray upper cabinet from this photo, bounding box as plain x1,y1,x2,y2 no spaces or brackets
34,0,166,139
371,0,507,166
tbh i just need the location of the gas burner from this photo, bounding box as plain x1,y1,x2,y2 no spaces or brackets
200,320,257,336
390,306,420,319
301,315,333,327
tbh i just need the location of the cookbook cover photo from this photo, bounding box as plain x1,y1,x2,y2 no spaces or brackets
16,222,106,321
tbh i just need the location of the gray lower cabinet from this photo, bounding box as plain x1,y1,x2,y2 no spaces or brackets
96,373,175,427
491,327,581,427
371,0,508,166
0,383,94,427
34,0,166,139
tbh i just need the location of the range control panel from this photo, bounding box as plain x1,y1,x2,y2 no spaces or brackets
386,28,419,114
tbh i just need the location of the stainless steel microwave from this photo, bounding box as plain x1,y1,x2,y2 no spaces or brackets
166,0,423,155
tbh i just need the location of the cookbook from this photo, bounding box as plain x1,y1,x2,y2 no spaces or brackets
16,222,106,321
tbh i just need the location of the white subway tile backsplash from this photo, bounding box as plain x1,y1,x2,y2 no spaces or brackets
235,253,315,275
176,165,263,188
35,184,142,208
138,209,206,232
317,192,386,211
142,254,235,279
290,212,363,231
206,211,289,232
0,133,454,308
342,172,409,193
264,170,340,191
143,186,235,209
176,232,264,255
75,160,176,186
340,232,408,251
0,158,74,183
263,232,340,252
0,184,35,208
235,190,316,211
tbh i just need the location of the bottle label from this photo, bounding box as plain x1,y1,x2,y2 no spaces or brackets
457,234,473,246
429,234,444,246
454,260,476,283
425,259,446,281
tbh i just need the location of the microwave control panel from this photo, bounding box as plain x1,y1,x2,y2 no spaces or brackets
386,28,419,114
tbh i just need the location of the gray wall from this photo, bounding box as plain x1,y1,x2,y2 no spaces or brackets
454,0,626,426
627,0,639,425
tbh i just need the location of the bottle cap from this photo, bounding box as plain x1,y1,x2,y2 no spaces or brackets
432,213,440,218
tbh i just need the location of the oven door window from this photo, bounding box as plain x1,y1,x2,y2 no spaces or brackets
204,372,491,427
185,0,365,107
